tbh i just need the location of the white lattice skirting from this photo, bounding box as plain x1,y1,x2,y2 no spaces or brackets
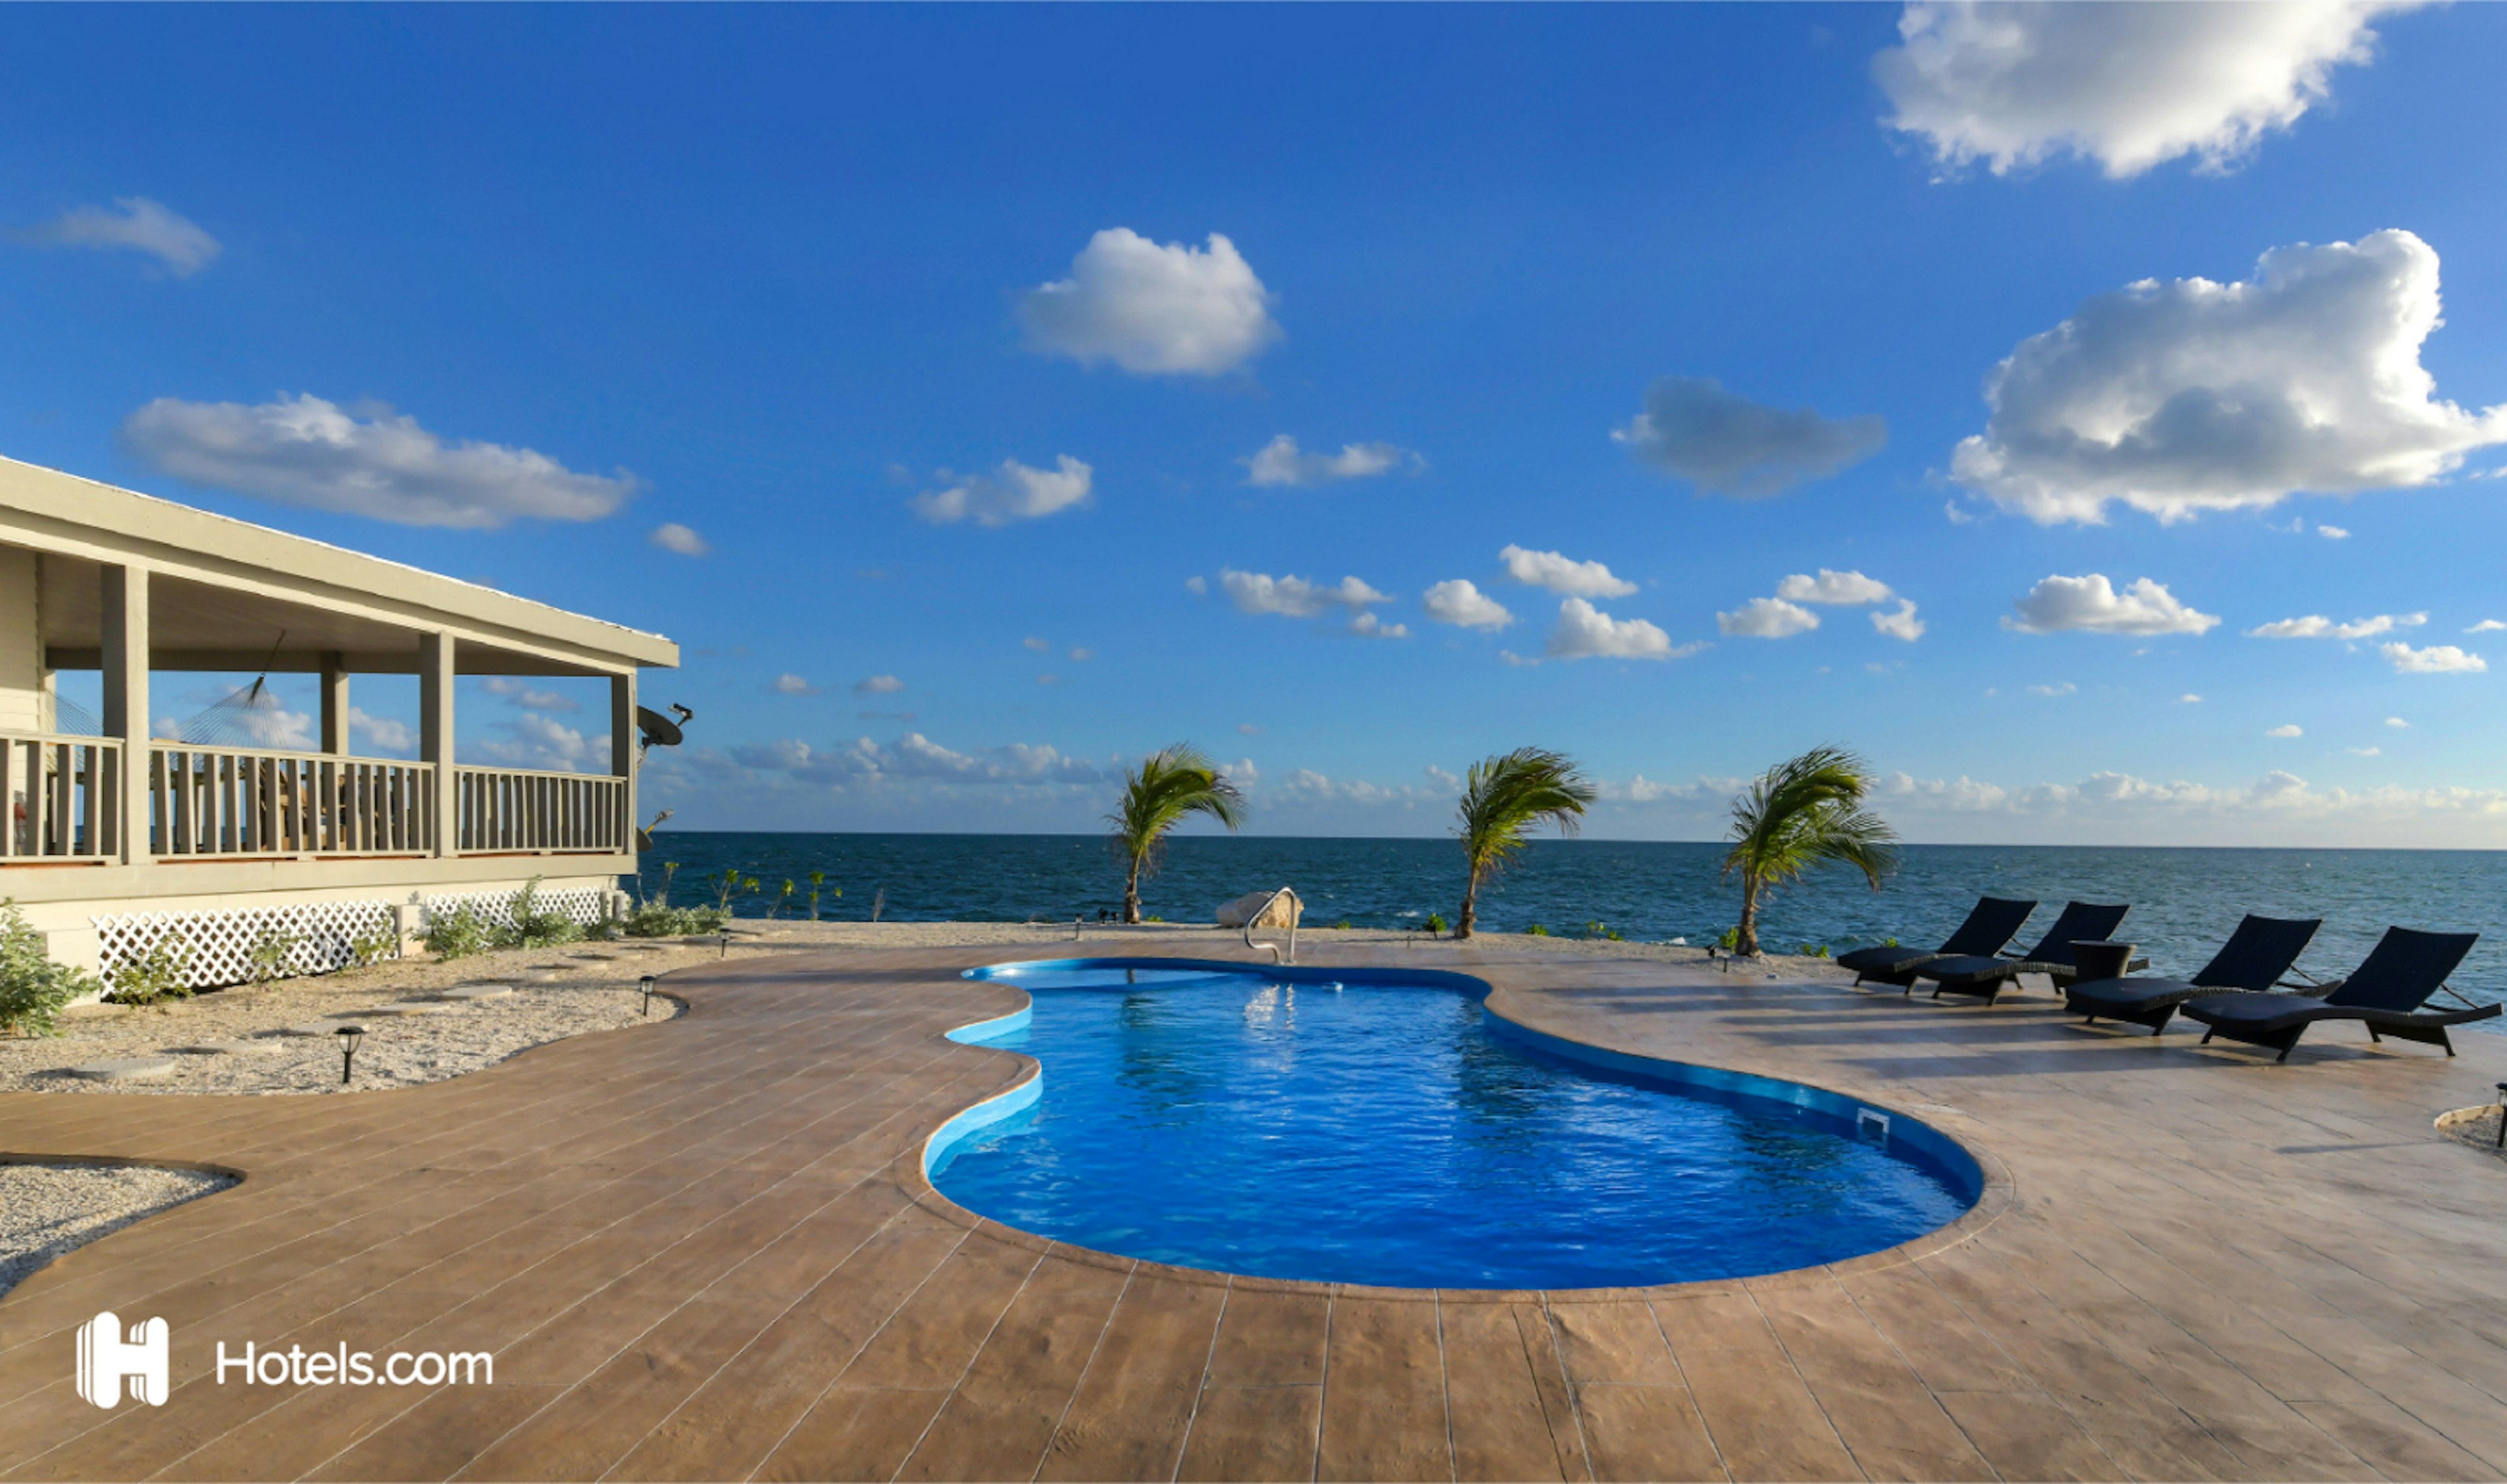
422,885,609,932
93,885,611,991
95,899,402,991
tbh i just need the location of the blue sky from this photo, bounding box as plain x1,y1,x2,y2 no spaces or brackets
7,3,2506,845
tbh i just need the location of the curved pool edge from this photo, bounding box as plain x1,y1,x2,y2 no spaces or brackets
909,953,2015,1297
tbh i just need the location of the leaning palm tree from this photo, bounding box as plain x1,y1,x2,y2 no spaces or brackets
1109,744,1247,924
1453,748,1596,939
1722,745,1897,958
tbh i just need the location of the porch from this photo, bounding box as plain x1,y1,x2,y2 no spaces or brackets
0,453,678,980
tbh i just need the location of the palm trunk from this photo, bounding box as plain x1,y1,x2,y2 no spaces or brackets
1735,872,1762,957
1457,863,1479,939
1123,853,1144,924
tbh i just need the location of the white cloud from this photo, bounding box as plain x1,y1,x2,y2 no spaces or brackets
1422,578,1515,631
2319,524,2351,539
482,676,580,712
1017,228,1280,375
2352,746,2382,757
1498,545,1637,599
853,675,905,695
348,706,415,754
2028,682,2077,697
1871,599,1926,642
2245,612,2425,640
1548,599,1695,661
2181,694,2204,704
1184,575,1208,596
1874,1,2414,179
1614,376,1885,497
1243,435,1417,487
1776,569,1894,605
910,455,1092,527
1347,612,1410,640
650,522,708,556
2267,723,2304,738
16,197,220,275
1950,231,2507,525
772,674,819,696
1717,596,1821,640
2467,620,2507,634
1944,499,1976,525
2387,716,2410,727
477,711,610,773
2006,575,2221,635
1022,637,1051,652
1069,647,1093,661
121,392,637,529
2382,642,2486,674
1237,723,1262,735
1219,570,1391,619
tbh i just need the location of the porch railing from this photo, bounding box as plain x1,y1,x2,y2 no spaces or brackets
1,731,119,860
150,744,436,857
453,766,628,854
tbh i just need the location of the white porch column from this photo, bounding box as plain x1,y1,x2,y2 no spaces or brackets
100,564,149,864
610,669,636,857
420,632,456,855
320,650,350,754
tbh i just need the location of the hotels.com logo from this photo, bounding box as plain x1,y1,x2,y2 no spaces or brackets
75,1312,494,1409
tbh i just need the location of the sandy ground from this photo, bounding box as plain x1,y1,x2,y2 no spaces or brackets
0,1163,237,1299
1,921,1848,1098
2440,1106,2507,1160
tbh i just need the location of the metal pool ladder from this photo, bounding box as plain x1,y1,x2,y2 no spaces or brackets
1244,886,1298,965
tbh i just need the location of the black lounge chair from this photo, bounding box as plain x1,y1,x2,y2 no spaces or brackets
1836,896,2037,988
2182,927,2497,1062
2066,915,2322,1035
1916,901,2132,1005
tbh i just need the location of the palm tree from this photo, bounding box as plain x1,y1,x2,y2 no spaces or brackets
1722,745,1897,958
1109,745,1247,923
1453,748,1596,939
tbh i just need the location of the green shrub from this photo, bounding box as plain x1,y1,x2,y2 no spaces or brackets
1715,926,1741,952
1,899,101,1035
420,903,496,961
346,924,398,968
505,877,583,949
1797,943,1832,958
1423,913,1449,936
1331,919,1352,930
623,903,729,938
1526,923,1550,937
247,926,301,985
106,936,193,1006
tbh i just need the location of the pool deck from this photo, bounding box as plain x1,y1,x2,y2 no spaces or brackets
1,935,2504,1481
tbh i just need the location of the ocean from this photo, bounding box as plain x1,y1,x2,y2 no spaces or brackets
636,833,2507,1017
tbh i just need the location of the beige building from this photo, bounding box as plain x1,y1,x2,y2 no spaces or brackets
1,453,678,989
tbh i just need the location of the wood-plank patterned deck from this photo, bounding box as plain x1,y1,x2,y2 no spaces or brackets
1,935,2502,1481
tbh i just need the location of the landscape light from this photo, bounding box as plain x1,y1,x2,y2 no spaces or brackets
719,930,730,959
336,1025,364,1084
640,975,656,1017
2497,1083,2506,1149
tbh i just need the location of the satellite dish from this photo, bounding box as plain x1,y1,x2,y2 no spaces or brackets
636,704,692,757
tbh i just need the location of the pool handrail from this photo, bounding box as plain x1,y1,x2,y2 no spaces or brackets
1243,886,1298,965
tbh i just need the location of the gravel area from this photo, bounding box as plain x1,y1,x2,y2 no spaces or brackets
2439,1106,2507,1160
0,921,1848,1098
0,1162,238,1299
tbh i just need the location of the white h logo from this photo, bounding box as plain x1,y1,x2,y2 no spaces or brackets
75,1312,168,1409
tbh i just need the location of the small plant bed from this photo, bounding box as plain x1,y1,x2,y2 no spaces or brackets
2437,1105,2507,1161
0,1162,237,1299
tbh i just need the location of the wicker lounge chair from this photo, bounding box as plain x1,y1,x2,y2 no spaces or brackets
1835,896,2037,988
2066,915,2322,1035
2182,926,2495,1062
1914,901,2132,1005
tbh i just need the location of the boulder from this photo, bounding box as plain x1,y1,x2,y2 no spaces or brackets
1215,889,1302,930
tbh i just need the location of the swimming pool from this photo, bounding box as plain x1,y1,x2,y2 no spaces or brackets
928,960,1981,1290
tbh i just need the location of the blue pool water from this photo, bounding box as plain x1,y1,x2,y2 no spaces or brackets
928,960,1981,1290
